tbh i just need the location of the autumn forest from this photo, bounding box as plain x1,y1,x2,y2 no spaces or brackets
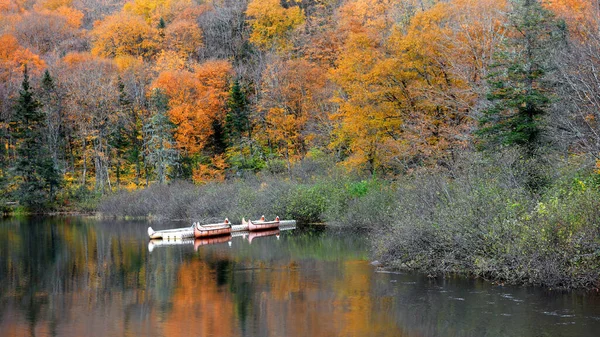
0,0,599,208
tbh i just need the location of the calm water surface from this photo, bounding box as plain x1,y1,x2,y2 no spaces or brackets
1,217,600,337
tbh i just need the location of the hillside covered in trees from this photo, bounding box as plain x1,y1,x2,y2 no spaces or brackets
0,0,599,209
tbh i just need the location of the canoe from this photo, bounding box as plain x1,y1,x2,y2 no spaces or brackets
194,235,232,251
246,216,281,231
148,225,194,240
194,218,232,238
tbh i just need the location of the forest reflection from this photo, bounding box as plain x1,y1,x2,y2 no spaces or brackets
2,217,600,337
0,217,402,336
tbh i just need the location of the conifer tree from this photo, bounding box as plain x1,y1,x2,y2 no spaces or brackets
478,0,562,156
110,77,132,188
225,80,251,147
158,17,166,39
144,89,179,184
40,69,64,175
10,66,61,210
223,79,261,171
0,113,7,210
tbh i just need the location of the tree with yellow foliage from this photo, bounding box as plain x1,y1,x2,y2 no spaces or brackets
330,30,406,173
246,0,305,52
91,12,160,60
330,0,509,173
124,0,206,25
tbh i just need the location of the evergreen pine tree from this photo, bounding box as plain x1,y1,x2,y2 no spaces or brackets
144,89,179,184
10,66,61,210
478,0,562,156
209,118,227,155
158,17,166,39
40,69,64,175
224,80,250,147
110,77,132,188
0,110,7,211
223,79,262,171
478,0,565,191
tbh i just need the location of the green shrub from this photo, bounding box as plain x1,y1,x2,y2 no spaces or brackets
346,179,376,197
285,183,334,223
265,158,288,175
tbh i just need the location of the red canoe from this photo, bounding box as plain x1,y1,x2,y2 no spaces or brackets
194,218,232,238
247,216,280,231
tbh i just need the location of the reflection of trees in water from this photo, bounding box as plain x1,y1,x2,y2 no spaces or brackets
1,217,90,334
0,217,155,335
161,258,238,336
183,229,404,336
6,219,582,337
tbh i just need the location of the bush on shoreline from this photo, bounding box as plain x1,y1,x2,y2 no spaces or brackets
98,175,362,223
98,156,367,223
368,153,600,290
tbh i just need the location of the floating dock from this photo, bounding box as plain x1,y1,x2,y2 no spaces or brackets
149,220,297,240
148,224,296,252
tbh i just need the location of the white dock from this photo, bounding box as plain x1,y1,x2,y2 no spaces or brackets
232,224,247,232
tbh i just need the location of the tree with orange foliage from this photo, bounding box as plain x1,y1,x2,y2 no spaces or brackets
43,5,84,28
329,0,429,173
192,153,227,183
34,0,84,27
543,0,594,39
36,0,73,11
163,19,203,57
257,57,328,172
330,30,406,173
387,1,494,161
152,60,232,182
0,34,46,164
0,34,46,81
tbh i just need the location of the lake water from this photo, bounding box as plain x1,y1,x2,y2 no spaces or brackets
1,217,600,337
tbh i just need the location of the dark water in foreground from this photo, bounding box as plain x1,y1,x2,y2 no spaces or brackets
1,217,600,337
